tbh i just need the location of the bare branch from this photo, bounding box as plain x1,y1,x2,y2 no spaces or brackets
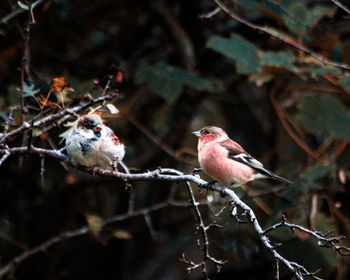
152,0,196,71
275,260,279,280
40,154,45,187
0,150,10,167
329,0,350,15
0,198,203,279
119,161,135,212
1,146,348,279
0,93,119,144
144,213,158,240
180,181,227,279
125,115,195,166
199,7,221,19
262,216,350,256
213,0,350,70
0,0,46,25
19,18,30,121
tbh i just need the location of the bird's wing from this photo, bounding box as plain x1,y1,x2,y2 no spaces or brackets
102,125,121,145
219,139,274,177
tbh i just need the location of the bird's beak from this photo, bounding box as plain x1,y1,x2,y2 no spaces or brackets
192,130,201,137
93,125,102,132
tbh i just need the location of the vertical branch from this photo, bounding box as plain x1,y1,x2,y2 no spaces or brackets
3,108,14,135
19,3,33,123
101,75,112,97
40,155,45,187
144,213,158,240
275,260,280,280
119,160,135,213
0,151,10,167
20,25,30,120
152,0,196,72
181,182,227,279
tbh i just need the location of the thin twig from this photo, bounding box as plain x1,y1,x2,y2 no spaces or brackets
275,259,280,280
1,146,348,279
3,108,14,135
213,0,350,70
0,93,119,144
19,18,31,122
0,198,203,279
125,115,195,166
119,160,135,212
144,213,158,240
199,7,221,19
101,75,112,97
152,0,196,71
329,0,350,15
266,0,312,29
263,216,349,256
181,181,227,279
40,154,45,187
269,87,328,163
0,151,10,166
0,0,46,25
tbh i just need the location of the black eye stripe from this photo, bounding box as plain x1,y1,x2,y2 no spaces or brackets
201,129,211,135
85,121,95,129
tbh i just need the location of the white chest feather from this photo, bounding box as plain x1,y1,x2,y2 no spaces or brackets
66,128,125,170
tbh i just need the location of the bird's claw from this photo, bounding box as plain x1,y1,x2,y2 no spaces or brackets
92,166,99,176
208,180,217,186
192,168,202,176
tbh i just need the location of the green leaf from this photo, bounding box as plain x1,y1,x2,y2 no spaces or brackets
281,1,308,37
236,0,284,18
206,34,260,75
297,95,350,140
23,84,40,97
59,118,79,143
300,65,341,78
339,75,350,94
135,62,222,103
260,51,298,73
308,5,337,27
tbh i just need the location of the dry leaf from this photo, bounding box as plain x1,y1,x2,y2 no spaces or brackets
86,214,103,238
106,103,119,115
113,229,132,240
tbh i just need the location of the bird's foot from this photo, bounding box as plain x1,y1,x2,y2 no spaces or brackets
192,168,202,176
92,166,100,176
208,180,217,187
199,180,217,193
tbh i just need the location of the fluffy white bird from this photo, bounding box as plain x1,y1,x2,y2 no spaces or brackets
65,114,125,170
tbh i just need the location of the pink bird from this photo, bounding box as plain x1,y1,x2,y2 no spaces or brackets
192,126,293,187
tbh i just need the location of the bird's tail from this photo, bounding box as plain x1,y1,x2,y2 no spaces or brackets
253,167,294,185
272,174,294,185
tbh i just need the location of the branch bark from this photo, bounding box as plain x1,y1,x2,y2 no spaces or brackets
1,146,348,279
0,93,119,144
213,0,350,70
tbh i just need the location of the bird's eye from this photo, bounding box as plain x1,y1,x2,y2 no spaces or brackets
202,130,210,135
85,121,95,130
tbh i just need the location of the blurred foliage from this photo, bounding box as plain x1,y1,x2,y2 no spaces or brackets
1,0,350,279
